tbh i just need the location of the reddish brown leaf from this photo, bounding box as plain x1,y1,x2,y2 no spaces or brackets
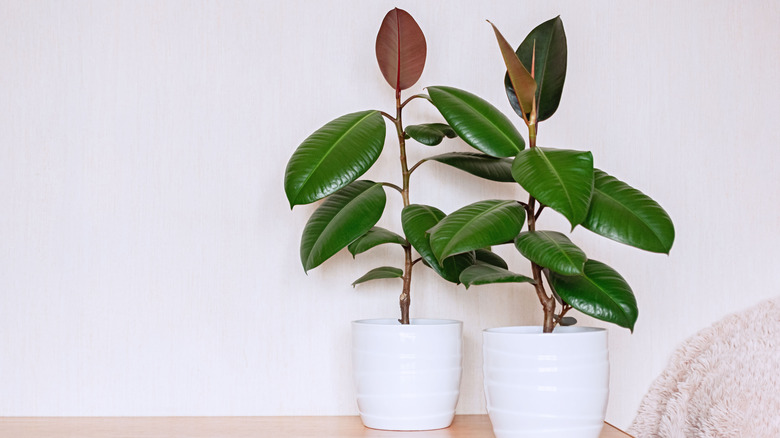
375,8,427,91
488,21,536,120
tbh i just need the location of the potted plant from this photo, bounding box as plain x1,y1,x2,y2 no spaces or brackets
422,17,676,438
284,8,517,431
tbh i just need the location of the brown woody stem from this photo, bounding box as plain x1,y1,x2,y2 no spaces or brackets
396,88,412,325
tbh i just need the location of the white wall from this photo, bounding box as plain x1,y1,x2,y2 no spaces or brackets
1,0,779,428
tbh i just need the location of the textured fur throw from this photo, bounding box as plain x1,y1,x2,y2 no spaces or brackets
629,297,780,437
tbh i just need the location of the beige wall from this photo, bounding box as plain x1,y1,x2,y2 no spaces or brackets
1,0,779,428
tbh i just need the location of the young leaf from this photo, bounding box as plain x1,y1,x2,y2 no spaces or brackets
285,111,385,207
515,230,586,275
459,263,535,289
375,8,427,91
547,259,638,331
348,227,407,257
352,266,403,286
583,169,675,254
401,204,474,283
512,147,594,227
505,16,567,122
406,123,457,146
428,86,525,157
427,152,514,182
474,248,508,269
300,181,386,272
488,21,537,120
428,200,526,262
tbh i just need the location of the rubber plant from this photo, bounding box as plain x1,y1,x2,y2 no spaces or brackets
426,17,675,333
284,8,518,324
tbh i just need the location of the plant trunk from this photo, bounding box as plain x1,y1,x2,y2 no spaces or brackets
396,89,412,324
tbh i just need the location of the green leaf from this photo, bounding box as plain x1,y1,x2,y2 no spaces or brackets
474,248,508,269
428,200,526,262
548,259,638,331
428,86,525,157
348,227,407,257
300,181,386,272
285,111,386,207
488,21,537,119
559,316,577,326
427,152,514,182
375,8,427,91
352,266,403,286
401,204,475,283
583,169,675,254
514,230,586,275
459,263,535,289
512,147,594,227
406,123,457,146
505,16,567,122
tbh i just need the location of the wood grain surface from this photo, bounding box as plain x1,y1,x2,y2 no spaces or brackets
0,416,632,437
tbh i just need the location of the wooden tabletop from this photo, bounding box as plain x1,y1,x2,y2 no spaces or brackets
0,415,632,437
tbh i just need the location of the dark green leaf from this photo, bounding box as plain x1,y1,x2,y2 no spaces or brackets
583,169,675,254
559,316,577,326
300,181,386,272
352,266,403,286
515,230,586,275
427,152,514,182
474,248,508,269
348,227,407,257
512,147,594,227
505,16,567,122
375,8,426,91
285,111,385,207
488,21,536,118
428,86,525,157
401,204,475,283
429,200,526,262
459,263,535,289
548,259,638,331
406,123,457,146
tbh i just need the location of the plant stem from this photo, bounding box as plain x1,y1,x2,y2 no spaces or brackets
525,123,556,333
395,89,413,325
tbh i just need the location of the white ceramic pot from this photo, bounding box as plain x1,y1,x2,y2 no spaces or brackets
352,318,462,431
483,326,609,438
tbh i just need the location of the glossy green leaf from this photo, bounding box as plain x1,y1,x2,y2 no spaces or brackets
515,230,586,275
488,21,536,118
505,16,567,122
459,263,535,289
583,169,675,254
285,111,386,207
427,152,514,182
512,147,594,227
474,248,508,269
376,8,426,91
406,123,457,146
429,200,526,262
348,227,407,257
352,266,403,286
428,86,525,157
300,181,386,272
548,259,638,331
401,204,474,283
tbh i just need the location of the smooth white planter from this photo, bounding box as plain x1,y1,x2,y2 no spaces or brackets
483,326,609,438
352,318,462,431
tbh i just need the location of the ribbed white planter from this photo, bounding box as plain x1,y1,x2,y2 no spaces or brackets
483,326,609,438
352,318,462,431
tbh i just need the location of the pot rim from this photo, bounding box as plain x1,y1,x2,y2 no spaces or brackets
352,318,462,326
483,326,606,336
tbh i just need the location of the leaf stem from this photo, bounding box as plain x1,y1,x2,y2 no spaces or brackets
408,158,428,175
380,111,396,122
400,93,429,109
534,204,546,221
381,182,404,194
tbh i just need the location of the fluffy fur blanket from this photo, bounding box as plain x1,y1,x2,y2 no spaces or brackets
629,297,780,438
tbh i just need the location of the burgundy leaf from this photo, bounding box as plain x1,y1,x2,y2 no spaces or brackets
375,8,427,91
